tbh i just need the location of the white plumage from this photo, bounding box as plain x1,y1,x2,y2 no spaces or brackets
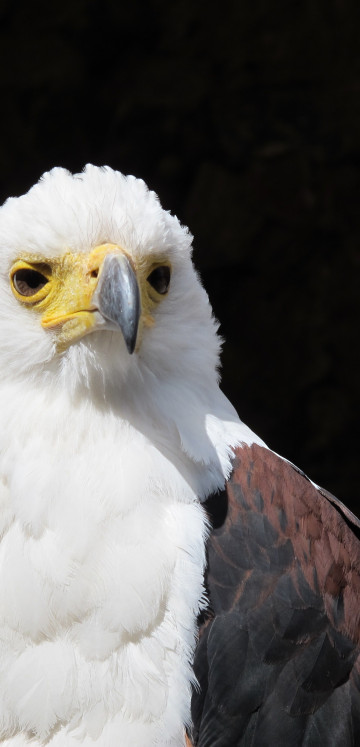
0,166,262,745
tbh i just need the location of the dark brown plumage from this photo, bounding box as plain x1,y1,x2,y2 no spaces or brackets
190,444,360,746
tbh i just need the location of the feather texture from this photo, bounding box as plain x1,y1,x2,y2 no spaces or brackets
191,444,360,746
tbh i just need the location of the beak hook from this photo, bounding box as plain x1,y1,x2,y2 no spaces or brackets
94,253,141,354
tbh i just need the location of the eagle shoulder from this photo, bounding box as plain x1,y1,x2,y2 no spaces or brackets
191,443,360,746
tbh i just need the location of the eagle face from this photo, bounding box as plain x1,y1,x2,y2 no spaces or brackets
0,165,220,396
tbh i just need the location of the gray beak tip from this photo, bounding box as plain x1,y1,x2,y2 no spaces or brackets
95,253,141,354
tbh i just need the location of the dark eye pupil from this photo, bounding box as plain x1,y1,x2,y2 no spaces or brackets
147,266,171,295
13,269,48,297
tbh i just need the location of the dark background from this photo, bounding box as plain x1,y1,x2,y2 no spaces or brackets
0,0,358,510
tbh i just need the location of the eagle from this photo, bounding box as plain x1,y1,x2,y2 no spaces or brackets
0,165,358,746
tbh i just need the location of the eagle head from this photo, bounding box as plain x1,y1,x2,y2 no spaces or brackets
0,165,221,397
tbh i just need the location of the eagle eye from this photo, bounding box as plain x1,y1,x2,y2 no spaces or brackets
13,268,49,297
147,266,171,295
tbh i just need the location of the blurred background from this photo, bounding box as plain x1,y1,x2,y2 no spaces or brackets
0,0,358,509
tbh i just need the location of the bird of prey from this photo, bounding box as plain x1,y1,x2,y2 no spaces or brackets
0,165,358,746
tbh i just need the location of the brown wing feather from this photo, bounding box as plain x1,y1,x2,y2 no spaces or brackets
190,443,360,746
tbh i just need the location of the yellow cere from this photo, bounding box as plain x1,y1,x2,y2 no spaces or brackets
9,244,171,352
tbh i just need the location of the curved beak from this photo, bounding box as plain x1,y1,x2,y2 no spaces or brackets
94,252,141,355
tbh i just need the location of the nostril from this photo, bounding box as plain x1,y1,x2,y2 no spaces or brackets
90,269,99,278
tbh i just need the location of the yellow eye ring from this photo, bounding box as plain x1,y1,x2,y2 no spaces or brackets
10,262,52,304
13,268,48,296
